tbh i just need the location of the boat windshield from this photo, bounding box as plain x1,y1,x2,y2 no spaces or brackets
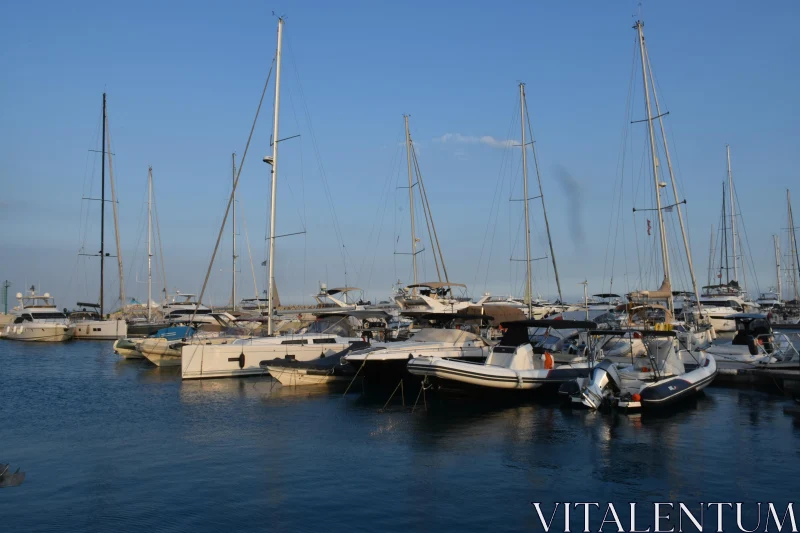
699,300,742,309
30,312,68,320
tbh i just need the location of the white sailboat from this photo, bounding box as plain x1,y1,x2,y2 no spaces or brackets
563,19,717,411
72,93,127,340
181,18,374,380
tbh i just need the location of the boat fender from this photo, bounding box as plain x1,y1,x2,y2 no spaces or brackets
516,372,523,388
544,352,554,370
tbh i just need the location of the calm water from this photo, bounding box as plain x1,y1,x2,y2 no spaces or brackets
2,340,799,532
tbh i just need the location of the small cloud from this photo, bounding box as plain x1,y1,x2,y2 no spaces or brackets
435,133,517,149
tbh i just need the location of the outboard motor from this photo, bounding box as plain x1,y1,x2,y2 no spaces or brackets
580,359,622,410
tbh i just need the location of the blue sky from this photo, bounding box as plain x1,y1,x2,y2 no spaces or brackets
1,0,798,309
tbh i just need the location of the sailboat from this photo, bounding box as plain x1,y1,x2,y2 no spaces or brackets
699,147,760,331
563,19,717,411
71,93,128,340
181,18,374,380
407,84,601,393
392,115,474,314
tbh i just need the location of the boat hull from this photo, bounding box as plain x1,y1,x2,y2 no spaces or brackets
1,324,74,342
181,342,353,380
72,319,128,340
407,357,592,391
264,366,351,386
113,338,144,359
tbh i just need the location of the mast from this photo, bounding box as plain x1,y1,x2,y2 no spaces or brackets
519,83,533,316
645,48,702,310
523,85,563,303
100,93,106,317
232,153,237,312
266,17,284,336
774,234,781,303
635,20,672,313
789,189,800,301
707,224,714,288
147,167,153,322
721,182,729,283
727,145,738,283
105,108,126,312
404,115,419,294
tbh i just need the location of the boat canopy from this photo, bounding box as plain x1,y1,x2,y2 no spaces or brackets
406,282,467,289
591,293,621,298
410,328,484,344
314,310,391,320
502,319,598,330
322,287,361,295
588,329,677,337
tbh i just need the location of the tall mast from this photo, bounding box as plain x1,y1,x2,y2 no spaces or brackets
519,83,533,316
105,109,126,312
789,189,800,301
523,85,563,303
774,234,781,303
232,153,237,312
147,166,153,322
721,182,729,283
727,145,738,284
266,17,284,336
645,48,701,310
635,20,672,313
404,115,419,294
100,92,106,317
707,224,714,288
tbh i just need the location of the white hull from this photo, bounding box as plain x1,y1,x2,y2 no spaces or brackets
72,319,128,340
709,316,736,333
265,366,347,386
182,340,355,380
141,351,181,367
113,339,144,359
1,324,74,342
407,357,590,390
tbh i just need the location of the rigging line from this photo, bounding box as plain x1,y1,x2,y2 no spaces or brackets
151,176,168,302
190,57,276,322
286,39,352,284
606,35,639,293
524,96,561,301
362,135,401,286
732,183,761,296
124,174,149,296
473,96,517,292
366,140,404,292
411,143,443,282
240,207,262,310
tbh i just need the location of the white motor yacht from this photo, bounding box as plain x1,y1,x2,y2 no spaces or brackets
1,290,74,342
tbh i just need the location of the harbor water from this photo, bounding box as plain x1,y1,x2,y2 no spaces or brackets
2,340,799,532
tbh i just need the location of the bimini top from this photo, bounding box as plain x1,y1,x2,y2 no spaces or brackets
588,329,677,337
313,310,391,320
501,319,597,330
406,282,467,289
591,293,621,299
322,287,361,295
403,312,494,322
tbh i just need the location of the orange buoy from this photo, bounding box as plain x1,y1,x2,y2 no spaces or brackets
544,351,554,370
631,393,642,402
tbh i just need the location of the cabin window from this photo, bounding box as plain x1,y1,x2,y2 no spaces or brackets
281,339,308,345
31,312,67,319
313,338,336,344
